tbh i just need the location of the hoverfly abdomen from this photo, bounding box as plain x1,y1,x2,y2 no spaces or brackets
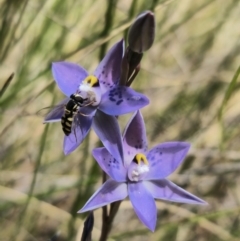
61,115,72,136
61,99,76,136
61,94,86,136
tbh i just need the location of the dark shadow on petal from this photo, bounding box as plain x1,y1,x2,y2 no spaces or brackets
94,40,124,94
92,110,123,162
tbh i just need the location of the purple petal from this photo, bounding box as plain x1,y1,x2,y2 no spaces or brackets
122,111,148,166
144,179,207,205
52,62,88,97
98,86,149,115
92,148,127,182
145,142,190,180
128,182,157,232
92,110,123,162
63,106,96,155
43,98,69,123
94,40,124,94
78,179,128,213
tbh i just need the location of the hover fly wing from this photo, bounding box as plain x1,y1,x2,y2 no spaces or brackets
42,98,70,123
63,106,96,155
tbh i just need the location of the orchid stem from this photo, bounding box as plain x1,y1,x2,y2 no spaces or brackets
99,202,121,241
127,64,140,86
99,171,122,241
100,171,108,241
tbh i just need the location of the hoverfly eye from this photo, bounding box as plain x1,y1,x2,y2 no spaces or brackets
71,94,84,103
75,96,83,102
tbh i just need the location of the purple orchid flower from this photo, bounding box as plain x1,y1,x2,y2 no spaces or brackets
78,111,207,232
44,40,149,158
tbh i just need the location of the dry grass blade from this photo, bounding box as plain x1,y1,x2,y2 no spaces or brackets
0,72,14,98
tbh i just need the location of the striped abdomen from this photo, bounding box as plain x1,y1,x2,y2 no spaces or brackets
61,100,78,136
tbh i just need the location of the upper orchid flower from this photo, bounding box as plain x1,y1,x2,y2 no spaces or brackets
44,40,149,158
79,111,207,232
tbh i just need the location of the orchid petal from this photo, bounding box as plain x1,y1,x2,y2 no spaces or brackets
92,147,127,182
128,182,157,232
92,110,123,162
52,62,88,97
43,98,69,123
144,179,207,205
94,40,124,94
78,179,128,213
145,142,190,180
99,86,149,115
122,111,148,166
63,106,96,155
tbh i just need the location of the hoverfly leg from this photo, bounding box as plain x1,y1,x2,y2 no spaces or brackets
83,100,95,107
78,112,89,117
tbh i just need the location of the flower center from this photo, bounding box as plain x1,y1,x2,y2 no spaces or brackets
82,75,100,87
134,153,149,165
78,75,101,106
128,153,149,182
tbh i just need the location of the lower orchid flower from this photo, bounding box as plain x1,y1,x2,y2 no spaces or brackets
44,40,149,159
78,111,207,231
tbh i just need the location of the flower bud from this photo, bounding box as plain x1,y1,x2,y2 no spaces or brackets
81,212,94,241
128,11,155,53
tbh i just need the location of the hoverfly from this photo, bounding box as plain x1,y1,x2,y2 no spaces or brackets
42,75,99,137
41,93,93,137
61,93,87,136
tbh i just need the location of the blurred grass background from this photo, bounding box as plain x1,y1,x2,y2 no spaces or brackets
0,0,240,240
